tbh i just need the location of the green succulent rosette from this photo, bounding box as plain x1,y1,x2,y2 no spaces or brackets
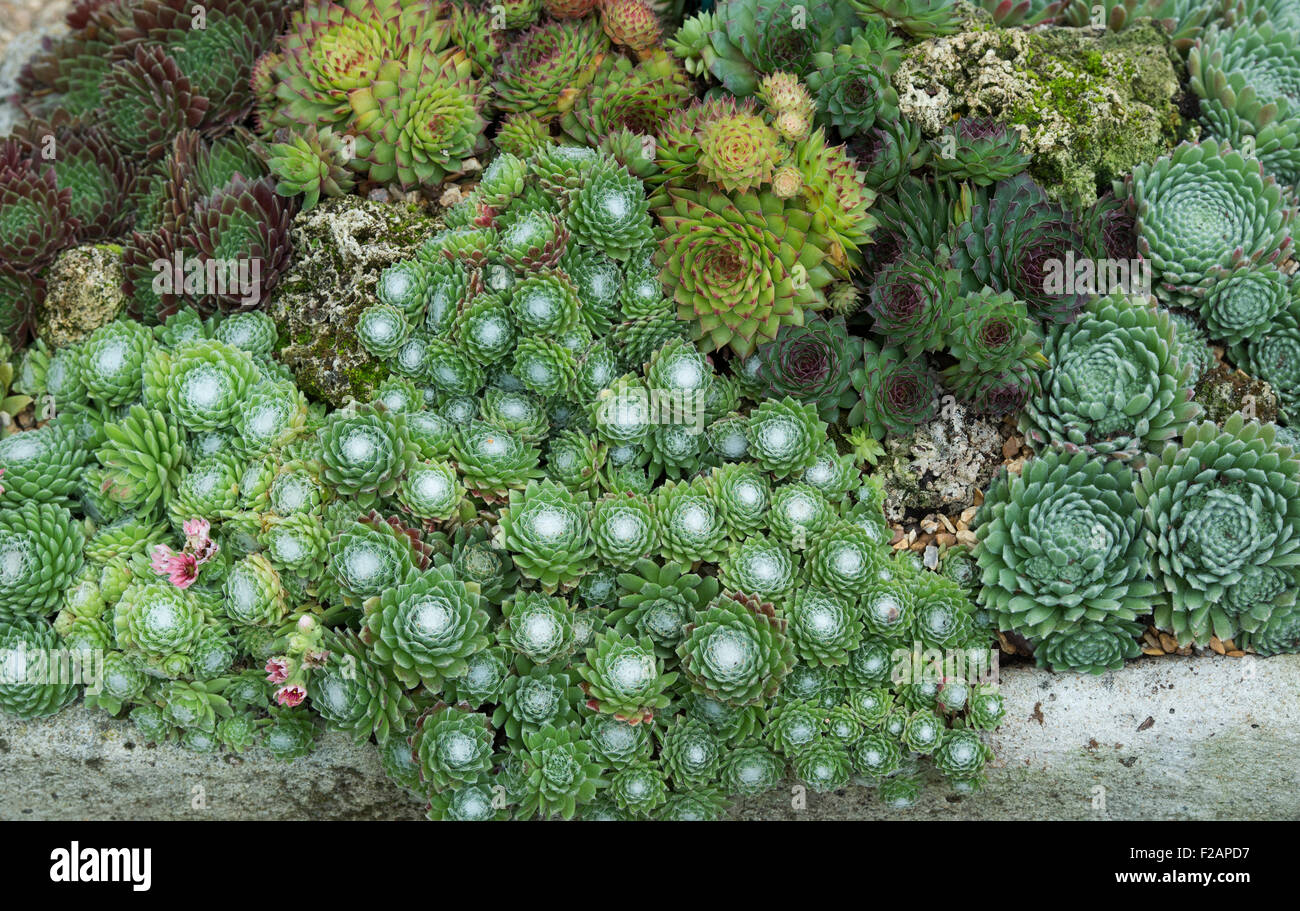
0,503,85,621
577,631,677,723
112,580,204,665
307,628,413,746
93,406,186,519
1033,618,1144,674
450,421,544,500
77,319,154,407
326,515,421,608
317,404,414,506
514,722,609,820
0,619,80,719
976,448,1153,639
493,480,595,592
589,493,657,568
707,463,771,539
720,739,785,796
783,588,862,666
677,592,796,707
164,339,261,432
804,521,888,600
1019,293,1200,459
718,536,797,601
1124,139,1293,299
653,478,728,566
1136,414,1300,645
497,590,574,666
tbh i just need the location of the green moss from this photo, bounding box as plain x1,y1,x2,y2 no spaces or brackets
267,195,438,406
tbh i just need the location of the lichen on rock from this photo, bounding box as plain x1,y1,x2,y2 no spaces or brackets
873,401,1005,522
1192,360,1279,427
35,244,127,348
267,196,439,406
893,22,1184,204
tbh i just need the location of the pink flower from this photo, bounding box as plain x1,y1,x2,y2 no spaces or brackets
265,657,290,684
182,517,219,565
150,545,199,589
0,466,5,496
302,650,330,669
275,685,307,708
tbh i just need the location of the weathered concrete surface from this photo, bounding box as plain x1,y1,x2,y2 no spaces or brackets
2,655,1297,820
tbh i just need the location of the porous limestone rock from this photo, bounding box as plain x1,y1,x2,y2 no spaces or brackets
35,244,127,347
267,196,439,406
1192,360,1279,426
875,401,1005,522
893,22,1185,204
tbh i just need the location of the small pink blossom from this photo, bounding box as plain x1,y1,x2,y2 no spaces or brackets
182,517,218,565
150,545,199,589
265,657,290,684
275,685,307,707
0,466,5,496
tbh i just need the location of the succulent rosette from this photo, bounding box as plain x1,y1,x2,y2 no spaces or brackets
653,478,728,566
1123,139,1293,299
412,703,496,793
494,480,595,592
0,503,85,621
0,423,87,508
351,50,486,190
972,443,1156,642
0,619,80,719
1136,414,1300,645
676,592,795,707
577,631,678,722
1033,618,1145,674
848,344,939,440
493,18,609,118
317,404,414,506
1019,294,1200,459
656,186,832,357
307,627,412,745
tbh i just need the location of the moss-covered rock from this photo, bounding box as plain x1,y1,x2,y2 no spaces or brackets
267,196,439,406
35,244,127,348
1192,361,1279,427
893,22,1185,205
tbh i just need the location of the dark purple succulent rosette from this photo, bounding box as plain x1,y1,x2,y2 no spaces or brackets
754,315,860,422
849,345,939,439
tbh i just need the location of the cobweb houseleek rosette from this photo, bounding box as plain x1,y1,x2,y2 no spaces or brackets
1122,139,1293,299
513,723,609,821
362,563,490,690
577,631,678,723
1135,414,1300,645
975,448,1152,639
493,480,595,592
0,422,87,508
590,493,658,567
326,517,422,609
655,186,833,358
1019,294,1200,460
497,590,574,665
676,591,796,707
412,702,496,793
610,559,719,660
744,396,825,479
653,478,728,566
0,501,84,621
316,404,414,507
706,463,770,540
781,587,862,666
306,627,412,746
